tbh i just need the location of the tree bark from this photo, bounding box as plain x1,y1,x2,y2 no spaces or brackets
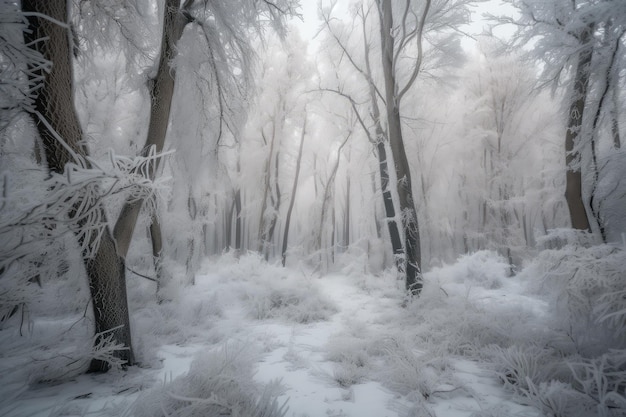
564,26,593,232
113,0,191,258
377,0,423,295
22,0,134,371
358,11,404,269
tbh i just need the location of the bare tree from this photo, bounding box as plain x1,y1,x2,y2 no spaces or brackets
320,2,404,279
321,0,470,295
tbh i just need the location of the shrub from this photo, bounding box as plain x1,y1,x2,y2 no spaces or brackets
133,342,288,417
519,243,626,356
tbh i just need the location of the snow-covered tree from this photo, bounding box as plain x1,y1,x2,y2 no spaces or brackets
320,0,472,295
505,0,626,242
3,0,298,373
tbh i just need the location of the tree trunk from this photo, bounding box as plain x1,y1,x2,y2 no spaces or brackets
376,141,404,266
344,166,351,250
281,116,307,267
113,0,191,258
378,0,423,295
358,16,404,270
22,0,134,371
234,188,243,252
564,26,592,232
258,126,280,260
611,91,621,149
318,133,350,262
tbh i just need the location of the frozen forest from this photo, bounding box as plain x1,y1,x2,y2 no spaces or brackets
1,0,626,416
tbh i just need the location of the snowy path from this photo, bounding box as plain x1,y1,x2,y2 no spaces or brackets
250,274,407,417
207,272,542,417
3,256,544,417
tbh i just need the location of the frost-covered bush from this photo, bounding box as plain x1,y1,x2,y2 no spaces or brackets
325,334,373,388
429,250,511,289
567,350,626,415
521,379,595,417
214,253,337,323
378,338,453,400
402,278,548,355
519,242,626,356
484,344,557,395
136,291,222,342
244,283,336,323
132,342,288,417
479,241,626,416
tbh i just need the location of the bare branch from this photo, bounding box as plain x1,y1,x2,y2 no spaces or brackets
397,0,431,103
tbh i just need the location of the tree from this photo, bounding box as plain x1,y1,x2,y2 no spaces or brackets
281,115,307,267
16,0,298,373
321,0,470,295
375,0,426,295
505,0,626,242
455,44,566,268
21,0,136,372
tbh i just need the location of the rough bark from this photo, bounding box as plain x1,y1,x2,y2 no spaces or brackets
564,26,593,232
150,213,169,302
587,25,624,243
376,142,404,264
22,0,134,371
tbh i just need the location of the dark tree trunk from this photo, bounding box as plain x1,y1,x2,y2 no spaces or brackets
22,0,134,371
113,0,191,257
378,0,423,295
564,26,593,232
376,141,404,266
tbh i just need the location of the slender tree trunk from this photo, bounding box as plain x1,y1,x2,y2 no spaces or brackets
344,169,351,250
587,26,623,242
376,142,404,265
150,212,168,301
318,133,350,261
234,188,242,252
281,116,306,267
358,17,404,269
611,92,621,149
378,0,423,295
267,145,281,257
22,0,134,371
258,126,280,259
113,0,191,257
564,26,593,232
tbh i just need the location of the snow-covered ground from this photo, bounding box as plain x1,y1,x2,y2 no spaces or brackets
1,250,623,416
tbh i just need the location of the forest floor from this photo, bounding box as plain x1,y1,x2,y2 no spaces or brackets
2,251,549,417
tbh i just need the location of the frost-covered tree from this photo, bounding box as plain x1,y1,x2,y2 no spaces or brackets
240,32,314,262
505,0,626,242
320,0,472,295
459,45,564,270
4,0,298,373
20,0,137,372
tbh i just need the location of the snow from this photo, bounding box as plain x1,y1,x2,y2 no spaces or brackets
0,251,602,416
